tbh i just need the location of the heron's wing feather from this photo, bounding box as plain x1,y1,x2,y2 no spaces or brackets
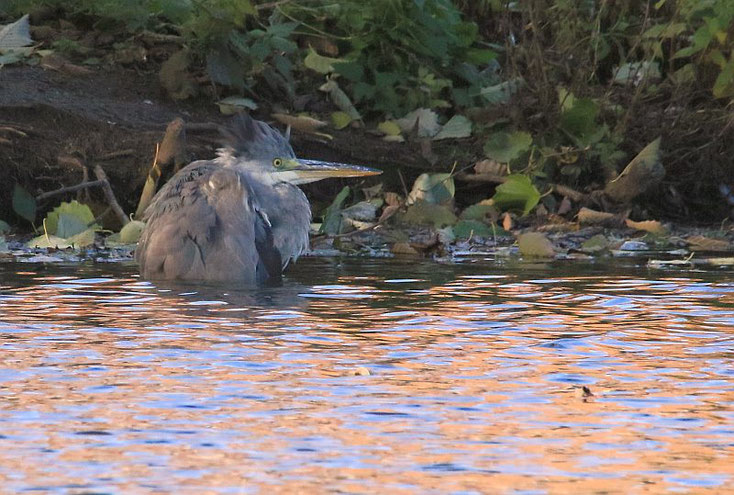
136,165,269,284
253,208,283,286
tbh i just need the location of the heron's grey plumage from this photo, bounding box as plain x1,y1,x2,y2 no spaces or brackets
136,113,378,285
136,115,309,285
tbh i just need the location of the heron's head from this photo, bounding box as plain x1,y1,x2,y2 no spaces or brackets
220,113,381,184
265,157,380,185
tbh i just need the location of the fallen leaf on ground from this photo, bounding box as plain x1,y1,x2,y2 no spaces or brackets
433,115,472,140
605,137,664,203
577,207,625,227
580,234,610,254
686,235,731,252
319,79,362,122
396,108,441,137
474,159,507,176
492,175,540,216
377,120,402,136
378,204,400,223
401,202,457,228
557,196,573,215
217,96,257,114
391,242,420,255
119,220,146,244
517,232,555,258
303,47,344,74
625,219,667,235
330,111,353,130
271,113,327,134
407,173,454,205
0,14,33,50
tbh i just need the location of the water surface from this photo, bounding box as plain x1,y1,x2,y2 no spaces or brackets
0,258,732,493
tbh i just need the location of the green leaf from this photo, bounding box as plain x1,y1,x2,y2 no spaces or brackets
517,232,555,258
319,186,350,235
45,201,96,237
377,120,402,136
479,78,523,104
453,220,494,239
464,48,497,65
460,202,497,221
55,213,88,238
484,131,532,163
320,79,362,121
407,173,455,205
560,98,604,146
0,219,9,234
27,233,72,249
713,56,734,99
0,235,7,253
433,115,472,140
12,184,36,223
304,48,344,74
29,228,95,249
206,49,244,89
401,201,458,228
334,61,364,82
491,175,541,216
119,220,146,244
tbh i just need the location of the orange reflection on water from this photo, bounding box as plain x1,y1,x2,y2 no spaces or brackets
0,260,732,493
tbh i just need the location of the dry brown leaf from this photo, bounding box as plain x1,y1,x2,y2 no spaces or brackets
384,192,402,207
474,159,507,176
577,207,625,227
557,196,572,216
502,212,513,231
686,235,732,252
271,113,327,134
625,219,667,235
391,242,420,255
378,204,400,223
605,137,664,203
517,232,556,258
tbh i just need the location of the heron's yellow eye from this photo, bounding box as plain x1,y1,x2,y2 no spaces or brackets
273,158,283,168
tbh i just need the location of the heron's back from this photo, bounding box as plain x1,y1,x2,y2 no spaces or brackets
136,163,284,285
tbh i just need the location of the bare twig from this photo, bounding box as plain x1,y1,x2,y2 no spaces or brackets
98,149,135,161
94,165,129,226
552,184,587,202
35,179,107,202
455,172,508,184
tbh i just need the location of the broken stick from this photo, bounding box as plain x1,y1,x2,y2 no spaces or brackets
94,165,129,227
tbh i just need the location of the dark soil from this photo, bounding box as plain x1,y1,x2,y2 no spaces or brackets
1,64,468,229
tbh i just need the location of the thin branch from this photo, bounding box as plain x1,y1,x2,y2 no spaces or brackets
94,165,129,226
98,149,135,161
36,179,107,202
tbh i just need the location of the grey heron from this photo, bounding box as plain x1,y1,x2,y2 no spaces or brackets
136,114,380,285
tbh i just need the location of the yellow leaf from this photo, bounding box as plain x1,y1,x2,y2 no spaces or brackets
377,120,402,136
330,111,353,130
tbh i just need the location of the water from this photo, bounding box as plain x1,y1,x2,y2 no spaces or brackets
0,258,732,493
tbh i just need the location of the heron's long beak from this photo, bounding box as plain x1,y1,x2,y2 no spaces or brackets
286,159,381,184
